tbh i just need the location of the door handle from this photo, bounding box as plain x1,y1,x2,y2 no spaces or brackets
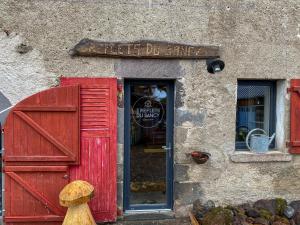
162,145,172,158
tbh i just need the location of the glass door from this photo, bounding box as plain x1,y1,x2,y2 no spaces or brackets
124,80,174,210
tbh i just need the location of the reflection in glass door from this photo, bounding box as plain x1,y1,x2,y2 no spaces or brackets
124,80,174,210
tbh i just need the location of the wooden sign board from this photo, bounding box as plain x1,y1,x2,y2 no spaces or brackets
70,39,219,59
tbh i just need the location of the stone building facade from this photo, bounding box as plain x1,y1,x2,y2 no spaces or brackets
0,0,299,220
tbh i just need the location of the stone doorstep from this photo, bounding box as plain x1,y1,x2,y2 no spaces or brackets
97,217,191,225
96,212,191,225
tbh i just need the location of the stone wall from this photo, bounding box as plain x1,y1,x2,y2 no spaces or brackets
0,0,299,218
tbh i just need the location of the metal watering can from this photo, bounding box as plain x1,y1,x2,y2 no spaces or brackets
245,128,276,153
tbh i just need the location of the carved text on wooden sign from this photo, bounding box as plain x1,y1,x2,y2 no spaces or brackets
69,39,219,59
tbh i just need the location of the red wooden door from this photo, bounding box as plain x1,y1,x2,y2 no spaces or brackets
289,79,300,153
3,85,80,225
60,77,117,222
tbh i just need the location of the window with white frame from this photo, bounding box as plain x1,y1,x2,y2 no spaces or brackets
235,80,276,150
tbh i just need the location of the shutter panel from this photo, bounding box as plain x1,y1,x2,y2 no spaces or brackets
289,79,300,153
4,86,80,164
3,85,80,225
60,77,117,222
4,166,68,225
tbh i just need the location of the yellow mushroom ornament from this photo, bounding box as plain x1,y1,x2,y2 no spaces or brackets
59,180,97,225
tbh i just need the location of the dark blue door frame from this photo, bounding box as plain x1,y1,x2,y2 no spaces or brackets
124,79,174,211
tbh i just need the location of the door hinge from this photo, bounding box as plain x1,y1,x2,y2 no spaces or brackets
117,84,123,92
287,86,300,94
287,141,300,148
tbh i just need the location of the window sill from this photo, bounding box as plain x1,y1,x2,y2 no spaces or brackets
230,151,292,163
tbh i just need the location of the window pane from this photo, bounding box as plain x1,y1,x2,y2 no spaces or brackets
236,84,272,149
130,84,167,205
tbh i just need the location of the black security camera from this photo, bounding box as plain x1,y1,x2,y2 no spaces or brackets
206,59,225,74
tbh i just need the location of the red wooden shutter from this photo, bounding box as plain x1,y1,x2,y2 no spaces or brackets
4,86,80,164
3,85,80,225
4,166,68,225
289,79,300,153
60,77,117,222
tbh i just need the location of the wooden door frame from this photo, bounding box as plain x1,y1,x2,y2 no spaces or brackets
123,79,174,211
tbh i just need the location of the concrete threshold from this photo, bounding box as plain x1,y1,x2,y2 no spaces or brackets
123,210,175,221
